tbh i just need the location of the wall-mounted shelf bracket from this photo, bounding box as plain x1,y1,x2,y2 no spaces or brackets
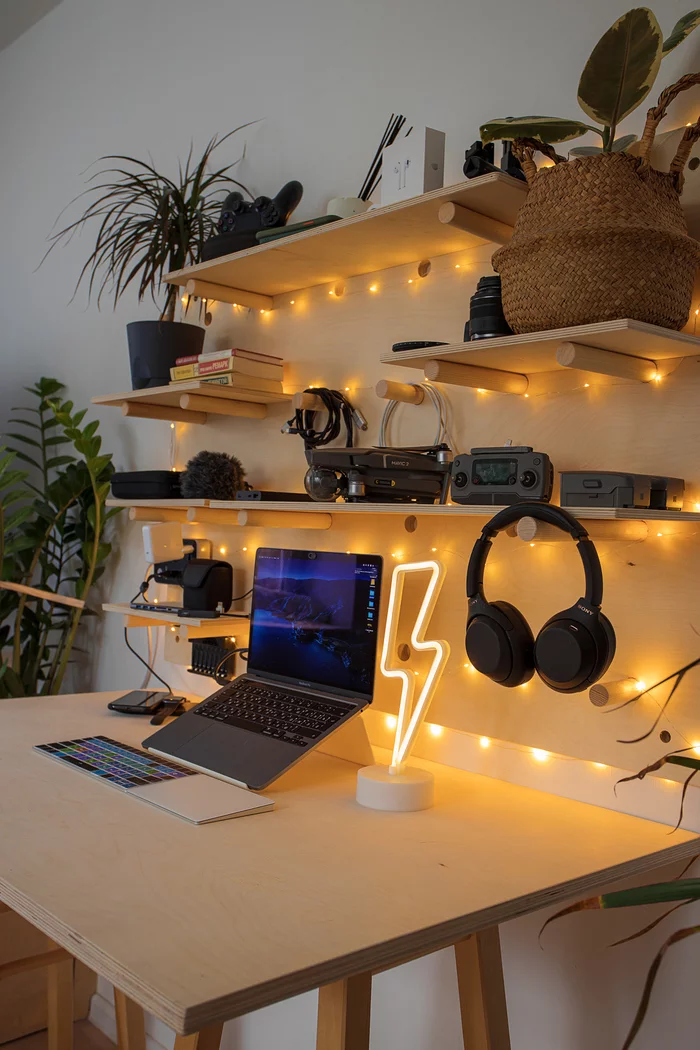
437,202,513,245
423,359,528,395
555,342,659,382
185,279,274,312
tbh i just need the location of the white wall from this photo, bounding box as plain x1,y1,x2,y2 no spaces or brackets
2,1,700,1048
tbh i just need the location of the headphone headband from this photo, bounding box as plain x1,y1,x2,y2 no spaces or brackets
466,503,603,608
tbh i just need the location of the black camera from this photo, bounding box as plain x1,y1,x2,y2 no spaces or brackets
202,181,304,260
304,446,453,504
451,446,553,505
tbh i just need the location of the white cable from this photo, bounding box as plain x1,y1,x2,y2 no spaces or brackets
378,382,454,449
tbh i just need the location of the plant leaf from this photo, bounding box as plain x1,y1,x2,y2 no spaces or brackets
612,133,639,151
578,8,663,129
480,116,596,145
621,925,700,1050
662,9,700,52
569,146,604,156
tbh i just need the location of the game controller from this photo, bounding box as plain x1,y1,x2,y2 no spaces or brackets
202,180,304,260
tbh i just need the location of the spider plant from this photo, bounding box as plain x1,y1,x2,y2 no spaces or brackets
480,8,700,155
42,126,253,322
0,378,118,696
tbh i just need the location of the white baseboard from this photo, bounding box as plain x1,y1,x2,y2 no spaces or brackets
89,988,174,1050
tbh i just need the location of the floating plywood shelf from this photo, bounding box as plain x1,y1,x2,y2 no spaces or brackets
103,602,247,638
92,383,291,425
380,318,700,394
163,174,527,301
105,499,700,531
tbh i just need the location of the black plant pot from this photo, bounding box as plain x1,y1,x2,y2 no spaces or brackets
126,320,205,390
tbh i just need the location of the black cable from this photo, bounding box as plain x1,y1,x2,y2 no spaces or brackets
214,647,248,679
285,388,355,450
124,626,173,694
231,587,253,603
130,573,155,606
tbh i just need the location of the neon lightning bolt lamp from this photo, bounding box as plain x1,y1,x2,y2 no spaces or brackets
356,560,449,812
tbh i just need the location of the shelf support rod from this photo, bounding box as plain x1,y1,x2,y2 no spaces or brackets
375,380,425,405
437,202,513,245
515,516,649,544
292,392,326,412
121,401,207,425
555,342,658,382
129,507,190,524
184,279,273,312
237,509,333,530
423,359,528,395
179,394,267,419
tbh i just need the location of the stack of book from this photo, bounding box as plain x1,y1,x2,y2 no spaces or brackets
169,348,283,394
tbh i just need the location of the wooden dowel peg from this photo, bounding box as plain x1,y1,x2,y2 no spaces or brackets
184,279,273,312
121,401,207,425
237,509,333,530
179,394,267,420
375,380,425,405
437,201,513,245
589,677,639,707
0,579,85,609
424,359,528,396
516,517,649,543
186,507,241,526
293,392,325,411
129,507,190,524
555,342,658,383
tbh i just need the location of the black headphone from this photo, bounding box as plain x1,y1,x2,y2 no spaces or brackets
465,503,615,693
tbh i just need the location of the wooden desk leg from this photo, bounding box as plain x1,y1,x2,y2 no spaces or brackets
316,973,372,1050
114,990,147,1050
173,1024,224,1050
454,929,511,1050
47,953,74,1050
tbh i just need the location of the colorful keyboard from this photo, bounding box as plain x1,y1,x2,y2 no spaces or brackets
34,735,195,791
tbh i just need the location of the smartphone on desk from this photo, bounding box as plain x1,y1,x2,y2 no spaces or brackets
108,690,174,715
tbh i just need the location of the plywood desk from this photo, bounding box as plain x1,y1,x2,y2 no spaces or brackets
1,693,698,1048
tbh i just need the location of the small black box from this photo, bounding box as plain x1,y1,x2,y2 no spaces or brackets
111,470,182,500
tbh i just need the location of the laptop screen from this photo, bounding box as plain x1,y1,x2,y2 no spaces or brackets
247,548,383,699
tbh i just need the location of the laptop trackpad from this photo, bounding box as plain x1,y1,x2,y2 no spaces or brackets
179,724,302,791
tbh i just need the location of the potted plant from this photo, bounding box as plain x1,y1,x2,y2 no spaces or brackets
480,9,700,334
1,378,117,695
43,128,251,388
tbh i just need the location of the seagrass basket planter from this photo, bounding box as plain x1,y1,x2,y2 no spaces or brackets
492,76,700,334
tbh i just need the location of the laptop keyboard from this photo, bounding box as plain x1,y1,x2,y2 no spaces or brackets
194,681,355,747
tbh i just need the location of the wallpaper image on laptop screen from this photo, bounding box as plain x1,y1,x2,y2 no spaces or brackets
248,549,383,697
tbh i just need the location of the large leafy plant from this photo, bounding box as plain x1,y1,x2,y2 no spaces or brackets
42,127,252,323
481,8,700,154
0,378,118,696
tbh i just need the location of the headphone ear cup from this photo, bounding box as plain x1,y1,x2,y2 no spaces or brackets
466,600,535,688
535,606,616,693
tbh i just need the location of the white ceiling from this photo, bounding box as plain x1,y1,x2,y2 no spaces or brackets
0,0,62,52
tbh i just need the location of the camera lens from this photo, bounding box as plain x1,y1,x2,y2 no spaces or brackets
308,552,317,560
468,276,512,341
304,466,342,502
453,472,468,488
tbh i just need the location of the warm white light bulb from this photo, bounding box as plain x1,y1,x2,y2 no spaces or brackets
385,714,397,730
170,422,175,429
479,736,491,749
289,299,295,305
455,264,461,269
428,723,443,737
593,762,607,769
635,680,647,691
532,748,549,762
242,546,247,552
693,742,700,756
584,382,590,388
219,546,227,555
369,284,378,293
408,278,413,284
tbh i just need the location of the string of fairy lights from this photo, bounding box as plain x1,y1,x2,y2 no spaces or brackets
152,257,700,791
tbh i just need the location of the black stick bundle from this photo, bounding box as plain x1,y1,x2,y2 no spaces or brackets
358,114,412,201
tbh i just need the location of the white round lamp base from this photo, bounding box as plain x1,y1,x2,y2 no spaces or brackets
356,764,435,812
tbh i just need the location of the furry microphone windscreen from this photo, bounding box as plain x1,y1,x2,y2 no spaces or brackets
180,450,246,500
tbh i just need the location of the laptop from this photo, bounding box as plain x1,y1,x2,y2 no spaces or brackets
143,547,383,789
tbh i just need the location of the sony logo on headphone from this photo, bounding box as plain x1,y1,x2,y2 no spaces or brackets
577,603,594,615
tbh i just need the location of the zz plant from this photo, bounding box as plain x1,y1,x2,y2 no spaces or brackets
481,8,700,154
0,378,118,696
